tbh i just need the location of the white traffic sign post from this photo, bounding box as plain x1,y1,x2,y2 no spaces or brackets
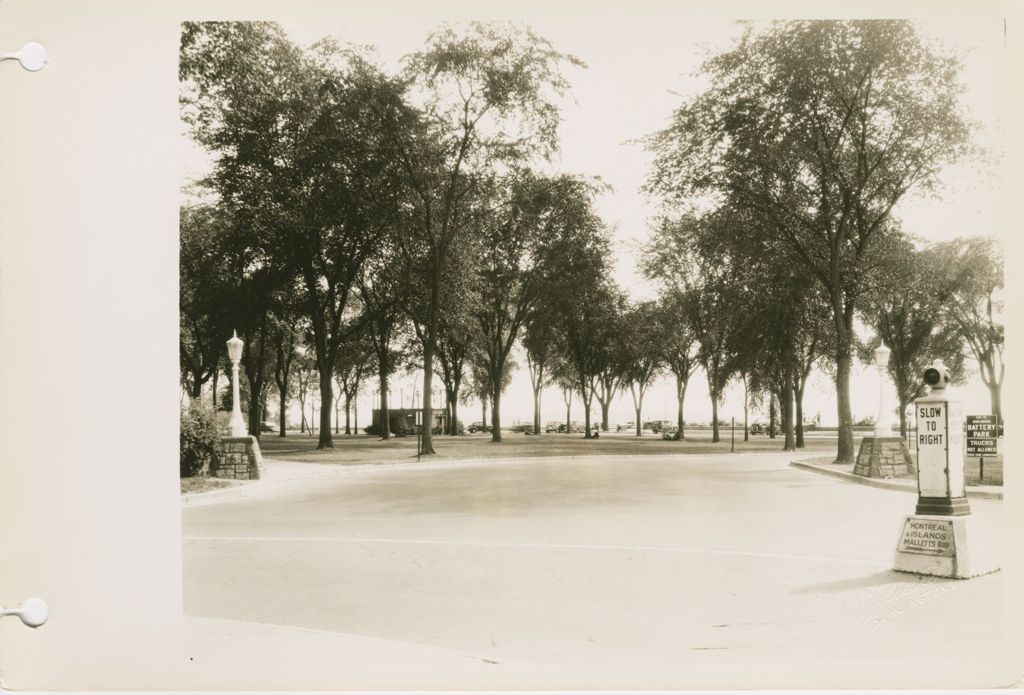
893,360,998,578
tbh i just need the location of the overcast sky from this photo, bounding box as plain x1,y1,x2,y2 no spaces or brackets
183,3,1010,427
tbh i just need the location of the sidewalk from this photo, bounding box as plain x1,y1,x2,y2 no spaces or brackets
181,458,352,506
789,457,1003,500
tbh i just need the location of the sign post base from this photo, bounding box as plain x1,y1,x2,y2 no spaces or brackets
894,514,1000,579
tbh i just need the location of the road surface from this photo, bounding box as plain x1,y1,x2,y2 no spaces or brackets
181,453,1015,689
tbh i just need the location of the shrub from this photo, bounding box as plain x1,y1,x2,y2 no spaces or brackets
180,404,221,478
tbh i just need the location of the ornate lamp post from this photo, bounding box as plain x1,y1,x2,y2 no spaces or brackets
226,330,247,437
873,343,893,438
853,340,914,479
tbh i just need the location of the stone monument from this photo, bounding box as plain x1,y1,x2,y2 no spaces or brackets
853,343,916,478
893,359,998,578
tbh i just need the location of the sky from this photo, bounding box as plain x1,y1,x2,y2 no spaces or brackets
181,2,1011,428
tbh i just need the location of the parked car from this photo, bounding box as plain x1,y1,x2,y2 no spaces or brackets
661,427,678,440
467,422,491,434
545,421,561,433
260,422,275,433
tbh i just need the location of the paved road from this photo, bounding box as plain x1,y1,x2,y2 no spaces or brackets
182,453,1014,689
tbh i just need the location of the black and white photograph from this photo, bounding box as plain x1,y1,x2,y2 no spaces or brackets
0,0,1021,691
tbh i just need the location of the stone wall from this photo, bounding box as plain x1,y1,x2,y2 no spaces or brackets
211,436,263,480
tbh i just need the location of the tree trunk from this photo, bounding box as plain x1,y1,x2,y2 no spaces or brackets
708,368,720,443
247,375,263,441
675,374,687,439
533,391,542,435
783,366,796,452
420,279,440,455
354,397,358,433
481,395,487,431
317,370,333,448
710,391,720,443
212,364,219,409
491,388,503,443
345,395,352,435
769,393,777,439
635,405,642,437
898,392,908,439
582,391,593,439
743,375,749,442
379,370,391,439
278,383,288,437
989,382,1002,426
834,349,855,464
191,373,203,401
599,398,610,432
795,384,805,448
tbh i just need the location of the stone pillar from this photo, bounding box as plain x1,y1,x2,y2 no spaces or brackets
211,436,263,480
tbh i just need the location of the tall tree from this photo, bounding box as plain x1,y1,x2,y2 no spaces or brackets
473,172,601,442
656,292,700,440
642,215,739,443
522,311,558,435
620,301,664,437
647,20,976,462
375,22,583,454
930,237,1004,424
357,238,410,440
271,307,303,437
591,301,628,432
179,205,233,404
334,323,375,436
859,241,965,436
434,308,473,436
181,23,401,448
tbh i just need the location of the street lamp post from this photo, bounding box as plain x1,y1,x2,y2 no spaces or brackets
853,339,914,479
873,343,893,438
226,330,246,437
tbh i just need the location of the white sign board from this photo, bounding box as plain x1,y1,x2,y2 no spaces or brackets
897,518,955,557
915,399,965,499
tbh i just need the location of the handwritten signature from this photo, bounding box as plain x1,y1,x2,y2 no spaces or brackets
855,575,959,631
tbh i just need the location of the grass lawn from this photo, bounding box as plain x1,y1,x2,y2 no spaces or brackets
255,428,849,466
180,476,245,494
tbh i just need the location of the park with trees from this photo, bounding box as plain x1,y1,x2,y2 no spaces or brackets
179,19,1004,476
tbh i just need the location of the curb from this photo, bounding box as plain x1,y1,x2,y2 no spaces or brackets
181,462,353,507
183,450,798,507
789,459,1003,500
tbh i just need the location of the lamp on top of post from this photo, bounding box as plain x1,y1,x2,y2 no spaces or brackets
226,330,247,437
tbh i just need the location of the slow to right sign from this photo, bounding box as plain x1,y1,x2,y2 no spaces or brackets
966,414,998,456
